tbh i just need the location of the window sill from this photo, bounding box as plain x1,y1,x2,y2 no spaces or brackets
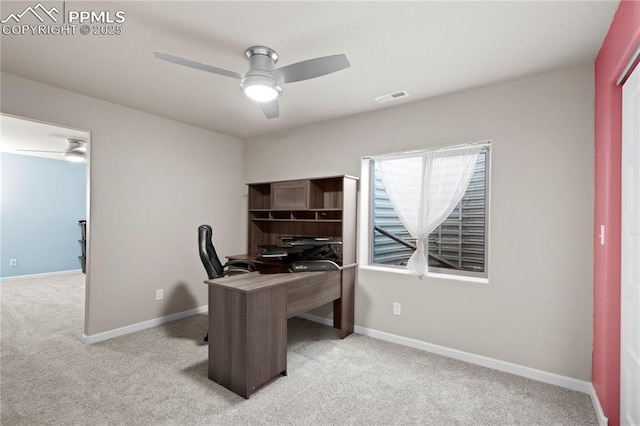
359,264,489,285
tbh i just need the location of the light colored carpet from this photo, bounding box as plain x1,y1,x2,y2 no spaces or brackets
1,272,598,425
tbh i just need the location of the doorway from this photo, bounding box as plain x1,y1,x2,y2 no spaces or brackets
0,113,91,334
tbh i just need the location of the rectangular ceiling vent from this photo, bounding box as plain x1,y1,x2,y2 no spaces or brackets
375,90,409,104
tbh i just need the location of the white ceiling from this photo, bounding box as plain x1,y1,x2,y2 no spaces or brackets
0,1,619,140
0,114,89,160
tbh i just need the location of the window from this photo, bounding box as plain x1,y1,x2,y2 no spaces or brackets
370,145,489,279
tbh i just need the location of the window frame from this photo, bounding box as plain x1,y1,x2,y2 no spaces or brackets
366,143,491,281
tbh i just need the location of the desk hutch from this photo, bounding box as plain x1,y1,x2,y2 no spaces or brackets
247,175,357,266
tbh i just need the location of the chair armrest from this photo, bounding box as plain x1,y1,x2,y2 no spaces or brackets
224,269,253,276
225,259,258,272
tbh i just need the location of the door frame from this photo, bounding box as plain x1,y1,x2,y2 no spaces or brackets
0,112,92,336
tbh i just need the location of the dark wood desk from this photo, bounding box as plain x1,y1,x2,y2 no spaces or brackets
205,264,355,398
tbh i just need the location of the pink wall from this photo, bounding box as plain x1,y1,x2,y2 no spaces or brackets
594,1,640,425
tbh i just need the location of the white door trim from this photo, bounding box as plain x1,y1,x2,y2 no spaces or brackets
617,41,640,85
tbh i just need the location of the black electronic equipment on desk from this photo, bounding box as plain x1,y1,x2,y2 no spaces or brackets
257,237,342,272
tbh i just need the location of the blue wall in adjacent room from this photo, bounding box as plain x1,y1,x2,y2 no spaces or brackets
1,153,87,278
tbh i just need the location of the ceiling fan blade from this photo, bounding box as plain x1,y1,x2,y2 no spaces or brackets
154,52,242,80
17,149,63,153
275,54,350,84
259,100,279,119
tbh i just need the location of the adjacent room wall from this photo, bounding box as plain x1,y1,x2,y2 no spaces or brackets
593,1,640,424
245,65,595,381
0,72,246,336
1,153,87,278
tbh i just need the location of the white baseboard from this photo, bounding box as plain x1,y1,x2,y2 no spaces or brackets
589,384,609,426
0,269,83,281
82,305,208,344
298,312,595,397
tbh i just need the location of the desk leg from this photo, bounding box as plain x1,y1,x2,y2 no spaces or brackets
208,286,287,398
334,267,355,338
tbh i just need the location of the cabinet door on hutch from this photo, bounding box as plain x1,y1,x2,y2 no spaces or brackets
270,180,310,210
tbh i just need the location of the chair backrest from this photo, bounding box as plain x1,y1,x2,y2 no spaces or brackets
198,224,225,279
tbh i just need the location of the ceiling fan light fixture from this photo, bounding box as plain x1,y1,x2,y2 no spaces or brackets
244,84,278,102
241,75,281,102
63,149,86,163
155,45,350,118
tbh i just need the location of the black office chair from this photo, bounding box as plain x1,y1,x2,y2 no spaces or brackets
198,224,256,342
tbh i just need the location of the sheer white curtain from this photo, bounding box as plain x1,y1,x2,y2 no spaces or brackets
374,146,482,277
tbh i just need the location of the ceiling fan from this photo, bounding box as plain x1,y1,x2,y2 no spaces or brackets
153,46,351,119
17,138,87,163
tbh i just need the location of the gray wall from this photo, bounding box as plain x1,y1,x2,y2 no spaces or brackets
1,65,594,381
1,72,247,336
245,65,594,381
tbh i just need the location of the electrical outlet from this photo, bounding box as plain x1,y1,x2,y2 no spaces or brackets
393,302,401,316
155,289,163,301
9,259,17,267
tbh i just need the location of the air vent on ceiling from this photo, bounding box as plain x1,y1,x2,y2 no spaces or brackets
374,90,409,103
